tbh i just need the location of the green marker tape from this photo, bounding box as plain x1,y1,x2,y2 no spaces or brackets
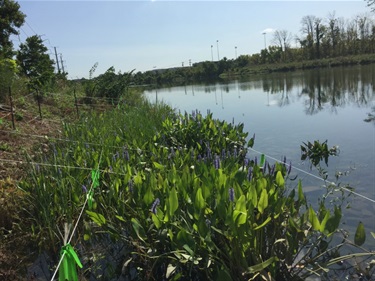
259,154,265,167
59,243,83,281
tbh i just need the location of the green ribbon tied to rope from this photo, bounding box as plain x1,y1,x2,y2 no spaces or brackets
58,243,83,281
87,169,100,210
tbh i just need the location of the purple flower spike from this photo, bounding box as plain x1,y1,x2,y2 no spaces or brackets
247,167,253,181
151,198,160,214
82,185,87,193
229,188,235,202
214,155,220,169
254,156,258,166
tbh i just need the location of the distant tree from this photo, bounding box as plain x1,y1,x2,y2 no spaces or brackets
272,30,293,61
16,35,55,90
0,0,26,59
366,0,375,12
300,15,316,59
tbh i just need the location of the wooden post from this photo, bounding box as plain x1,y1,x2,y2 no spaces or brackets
73,89,79,117
37,90,42,119
8,87,16,130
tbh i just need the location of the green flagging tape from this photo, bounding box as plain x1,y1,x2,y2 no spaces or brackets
88,169,100,210
259,154,265,167
59,243,83,281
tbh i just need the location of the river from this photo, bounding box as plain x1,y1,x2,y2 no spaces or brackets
145,64,375,248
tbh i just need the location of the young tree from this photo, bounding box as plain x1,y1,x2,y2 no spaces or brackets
0,0,26,59
272,29,293,61
16,35,55,90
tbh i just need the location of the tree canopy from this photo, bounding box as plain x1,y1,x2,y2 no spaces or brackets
0,0,26,59
16,35,55,89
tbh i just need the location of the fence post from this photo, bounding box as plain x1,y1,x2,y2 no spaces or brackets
8,86,16,130
36,90,42,119
74,89,79,118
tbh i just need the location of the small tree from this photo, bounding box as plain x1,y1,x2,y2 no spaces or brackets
0,58,17,102
16,35,55,92
0,0,26,59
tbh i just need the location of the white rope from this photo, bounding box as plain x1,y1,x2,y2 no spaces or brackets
247,147,375,204
49,150,103,281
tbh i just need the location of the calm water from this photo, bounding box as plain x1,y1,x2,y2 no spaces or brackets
145,65,375,247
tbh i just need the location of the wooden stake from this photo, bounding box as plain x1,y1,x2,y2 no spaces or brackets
8,87,16,130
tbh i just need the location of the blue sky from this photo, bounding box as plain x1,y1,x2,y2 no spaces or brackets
13,0,373,78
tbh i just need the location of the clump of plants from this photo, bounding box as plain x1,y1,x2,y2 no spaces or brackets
19,104,374,280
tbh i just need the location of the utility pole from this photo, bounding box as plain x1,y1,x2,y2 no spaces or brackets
211,45,213,62
216,40,220,61
60,54,65,73
54,47,61,73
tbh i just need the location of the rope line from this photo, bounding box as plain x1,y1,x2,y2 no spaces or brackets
247,147,375,204
49,150,103,281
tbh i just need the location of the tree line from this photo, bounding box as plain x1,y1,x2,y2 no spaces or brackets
133,11,375,86
0,0,374,102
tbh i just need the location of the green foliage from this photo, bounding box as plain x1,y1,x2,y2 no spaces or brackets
0,58,17,101
16,35,55,91
301,140,339,167
19,103,373,280
0,0,26,58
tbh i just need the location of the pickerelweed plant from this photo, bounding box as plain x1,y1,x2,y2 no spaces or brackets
19,103,374,280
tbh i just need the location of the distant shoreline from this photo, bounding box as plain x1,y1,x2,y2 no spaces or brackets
220,54,375,79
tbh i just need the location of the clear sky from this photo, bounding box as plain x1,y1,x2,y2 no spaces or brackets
13,0,373,79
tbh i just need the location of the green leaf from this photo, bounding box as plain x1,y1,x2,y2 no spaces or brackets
258,189,268,214
195,188,205,210
253,216,272,230
169,187,179,217
86,210,106,226
151,213,162,229
354,221,366,246
371,232,375,240
131,218,146,243
320,210,330,233
233,194,247,225
297,180,305,203
153,161,165,170
275,171,284,187
308,206,320,231
248,256,278,273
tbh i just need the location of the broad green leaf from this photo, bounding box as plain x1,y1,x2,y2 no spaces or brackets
169,187,179,217
86,211,106,226
320,210,330,233
131,218,146,243
354,221,366,246
258,189,268,214
325,206,342,234
248,256,278,273
371,232,375,240
115,215,126,222
233,195,247,225
133,172,143,185
308,206,320,231
275,171,285,187
153,161,165,170
297,180,305,203
151,213,162,229
195,188,205,210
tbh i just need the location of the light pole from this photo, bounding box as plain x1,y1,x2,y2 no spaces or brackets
211,45,213,62
235,46,237,59
262,32,267,50
216,40,220,61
